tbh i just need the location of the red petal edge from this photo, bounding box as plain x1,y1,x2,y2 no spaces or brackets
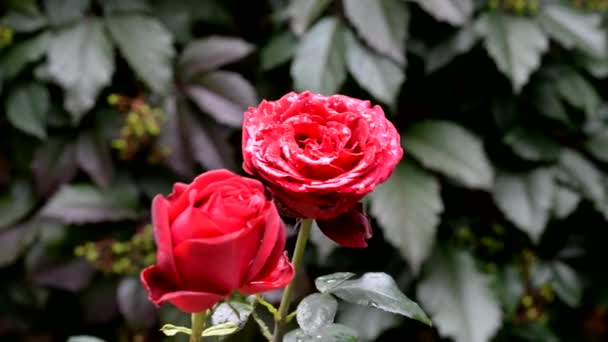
316,203,372,248
151,196,182,286
141,265,227,313
239,252,294,294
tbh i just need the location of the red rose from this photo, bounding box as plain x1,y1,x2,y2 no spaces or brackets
141,169,294,313
242,91,403,247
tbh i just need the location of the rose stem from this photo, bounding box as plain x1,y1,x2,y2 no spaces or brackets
189,310,208,342
272,218,313,342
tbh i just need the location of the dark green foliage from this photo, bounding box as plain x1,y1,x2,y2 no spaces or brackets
1,0,608,341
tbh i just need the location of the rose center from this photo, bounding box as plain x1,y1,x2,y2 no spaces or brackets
295,133,315,148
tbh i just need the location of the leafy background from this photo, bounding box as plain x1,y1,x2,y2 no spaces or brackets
1,0,608,341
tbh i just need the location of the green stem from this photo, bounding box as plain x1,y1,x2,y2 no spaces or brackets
189,311,208,342
272,218,313,342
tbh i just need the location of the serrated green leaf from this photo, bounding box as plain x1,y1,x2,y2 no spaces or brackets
117,277,156,330
150,1,192,43
261,31,297,71
530,83,570,124
426,25,478,73
36,219,66,245
0,31,50,80
30,253,95,291
291,16,346,94
185,70,257,128
157,95,196,178
284,324,358,342
6,82,49,139
585,130,608,163
178,36,254,79
552,184,580,219
493,169,555,244
0,9,48,33
555,67,600,118
402,120,494,189
503,126,561,162
2,0,39,12
559,149,605,207
0,180,35,230
151,0,232,44
575,52,608,78
344,29,404,109
528,260,555,289
0,220,38,267
476,12,548,92
105,14,175,93
506,322,560,342
210,296,255,330
297,293,338,334
343,0,409,65
551,261,583,307
325,272,431,325
47,19,114,122
31,136,78,196
495,265,525,317
315,272,355,293
287,0,332,36
369,159,442,274
418,247,502,342
40,177,139,224
77,129,113,188
538,3,607,58
411,0,473,26
43,0,90,26
181,99,235,172
336,302,401,342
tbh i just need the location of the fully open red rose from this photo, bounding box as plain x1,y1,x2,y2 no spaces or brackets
242,91,403,247
141,169,294,313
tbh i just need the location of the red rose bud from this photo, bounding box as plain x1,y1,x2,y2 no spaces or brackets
140,169,294,313
242,91,403,247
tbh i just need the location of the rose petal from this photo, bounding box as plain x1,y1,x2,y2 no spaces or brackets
168,169,238,221
245,203,282,281
141,266,226,313
166,183,188,202
198,191,247,234
350,117,369,145
248,226,287,282
172,224,260,293
316,203,372,248
166,291,227,314
333,149,362,172
171,203,225,244
270,186,362,219
152,196,182,286
239,253,294,294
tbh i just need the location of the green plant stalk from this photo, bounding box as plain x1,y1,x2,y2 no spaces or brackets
189,311,207,342
272,218,313,342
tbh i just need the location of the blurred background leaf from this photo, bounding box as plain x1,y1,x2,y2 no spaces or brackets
2,0,608,341
418,247,502,342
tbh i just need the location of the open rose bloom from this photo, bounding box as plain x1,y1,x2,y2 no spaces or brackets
242,91,403,247
141,170,294,313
